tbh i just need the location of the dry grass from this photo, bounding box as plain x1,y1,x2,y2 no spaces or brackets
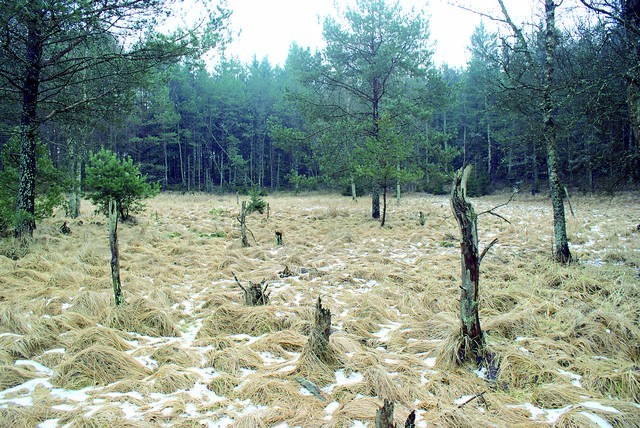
53,345,151,388
0,191,638,426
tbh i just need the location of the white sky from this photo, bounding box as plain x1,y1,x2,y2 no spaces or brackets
222,0,540,68
174,0,585,68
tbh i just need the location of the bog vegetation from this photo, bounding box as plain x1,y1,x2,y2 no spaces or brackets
0,192,638,426
0,0,639,425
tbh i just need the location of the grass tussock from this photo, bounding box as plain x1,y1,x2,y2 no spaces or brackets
327,397,379,428
0,364,45,390
61,406,147,428
207,372,240,396
496,348,559,389
197,303,289,337
105,298,179,337
148,343,198,366
205,346,263,375
236,375,303,406
572,357,640,402
53,345,150,389
146,364,198,393
1,192,639,426
67,326,132,353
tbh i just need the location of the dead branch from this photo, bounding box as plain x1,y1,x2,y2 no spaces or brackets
478,191,517,224
457,391,486,408
479,238,499,264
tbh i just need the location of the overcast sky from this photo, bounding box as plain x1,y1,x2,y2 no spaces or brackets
181,0,585,68
221,0,536,68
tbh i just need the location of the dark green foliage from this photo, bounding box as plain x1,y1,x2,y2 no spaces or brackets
245,188,267,215
85,149,159,221
0,133,68,235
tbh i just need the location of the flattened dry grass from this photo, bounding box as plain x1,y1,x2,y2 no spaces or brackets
1,192,639,427
53,345,150,389
0,364,45,390
66,326,132,353
197,303,289,337
105,298,179,337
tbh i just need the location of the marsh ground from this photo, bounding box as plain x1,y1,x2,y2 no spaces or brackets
0,191,639,427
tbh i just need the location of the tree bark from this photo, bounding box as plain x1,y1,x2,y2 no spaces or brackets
109,200,125,306
450,166,484,364
15,16,43,239
543,0,572,264
375,399,395,428
372,186,381,219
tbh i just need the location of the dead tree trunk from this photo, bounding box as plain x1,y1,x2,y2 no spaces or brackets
238,201,249,247
307,297,335,364
233,272,270,306
450,166,484,364
375,399,395,428
109,200,124,306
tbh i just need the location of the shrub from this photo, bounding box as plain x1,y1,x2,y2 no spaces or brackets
84,149,159,221
246,187,267,214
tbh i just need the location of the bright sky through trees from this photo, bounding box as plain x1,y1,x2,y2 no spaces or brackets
222,0,539,67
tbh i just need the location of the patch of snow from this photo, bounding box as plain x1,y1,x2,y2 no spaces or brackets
15,359,54,376
545,405,574,423
133,355,158,370
37,419,59,428
474,367,487,380
325,401,340,420
580,401,621,414
557,368,583,388
579,412,614,428
373,321,402,341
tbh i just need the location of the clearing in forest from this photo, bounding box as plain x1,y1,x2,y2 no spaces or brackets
0,192,638,427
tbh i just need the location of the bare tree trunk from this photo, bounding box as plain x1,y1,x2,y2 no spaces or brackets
450,166,484,363
372,186,380,219
109,200,125,306
544,0,572,264
15,17,42,239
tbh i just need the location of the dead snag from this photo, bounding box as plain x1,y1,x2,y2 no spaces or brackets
405,410,416,428
233,272,270,306
237,201,250,247
376,399,395,428
275,229,284,245
450,165,484,364
60,221,71,235
109,200,125,306
308,297,335,364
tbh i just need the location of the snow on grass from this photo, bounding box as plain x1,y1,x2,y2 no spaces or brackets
372,321,403,341
557,368,583,387
579,412,614,428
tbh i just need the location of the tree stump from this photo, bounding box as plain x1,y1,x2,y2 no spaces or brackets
418,211,425,226
60,221,71,235
375,399,395,428
233,273,269,306
275,229,284,245
308,297,335,364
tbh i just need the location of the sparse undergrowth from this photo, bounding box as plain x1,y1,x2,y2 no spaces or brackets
0,192,638,427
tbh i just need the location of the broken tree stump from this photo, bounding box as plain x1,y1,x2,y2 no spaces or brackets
275,229,284,245
308,297,333,363
233,272,269,306
375,399,395,428
450,165,485,364
237,201,250,247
